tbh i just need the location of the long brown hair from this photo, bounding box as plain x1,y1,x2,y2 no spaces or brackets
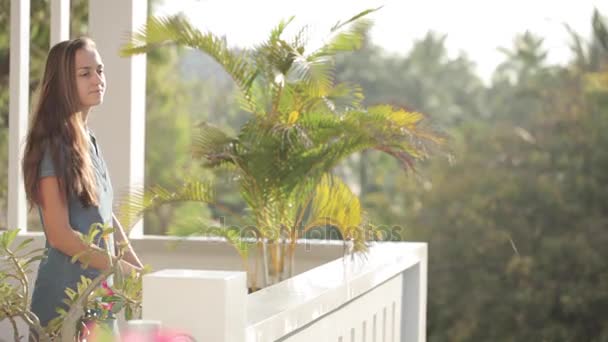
23,37,99,208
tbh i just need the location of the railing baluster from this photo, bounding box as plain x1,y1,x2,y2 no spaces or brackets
382,306,387,342
391,301,396,342
373,313,378,342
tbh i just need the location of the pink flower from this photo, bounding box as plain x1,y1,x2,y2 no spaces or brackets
121,328,193,342
101,280,114,296
100,302,114,311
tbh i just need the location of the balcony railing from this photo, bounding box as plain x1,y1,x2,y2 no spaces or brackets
1,234,427,342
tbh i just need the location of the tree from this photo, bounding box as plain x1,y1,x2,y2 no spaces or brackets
396,11,608,341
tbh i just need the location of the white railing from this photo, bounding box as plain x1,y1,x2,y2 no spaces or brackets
142,241,427,342
0,234,426,342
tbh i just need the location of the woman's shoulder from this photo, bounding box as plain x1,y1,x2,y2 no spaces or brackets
39,138,69,178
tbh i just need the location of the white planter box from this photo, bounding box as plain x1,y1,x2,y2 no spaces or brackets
142,240,427,342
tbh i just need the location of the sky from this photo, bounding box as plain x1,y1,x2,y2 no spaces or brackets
156,0,608,82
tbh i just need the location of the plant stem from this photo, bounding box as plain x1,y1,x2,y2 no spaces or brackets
251,247,258,292
60,268,114,342
261,240,269,287
2,310,20,342
7,249,30,312
19,312,49,342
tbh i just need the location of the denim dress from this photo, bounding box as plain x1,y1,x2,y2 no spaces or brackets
30,129,115,328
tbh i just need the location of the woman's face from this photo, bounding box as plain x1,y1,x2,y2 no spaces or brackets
75,46,105,110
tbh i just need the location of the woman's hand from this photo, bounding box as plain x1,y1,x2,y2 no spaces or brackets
112,213,144,269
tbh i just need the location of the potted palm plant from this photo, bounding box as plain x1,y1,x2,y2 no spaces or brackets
118,8,442,289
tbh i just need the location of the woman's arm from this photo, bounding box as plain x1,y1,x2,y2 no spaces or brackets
39,176,140,275
112,213,144,269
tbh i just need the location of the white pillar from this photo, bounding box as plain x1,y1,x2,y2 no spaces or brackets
50,0,70,46
88,0,147,237
8,0,30,231
143,270,247,342
401,246,428,342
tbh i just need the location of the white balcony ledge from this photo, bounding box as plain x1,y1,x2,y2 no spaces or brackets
1,233,426,342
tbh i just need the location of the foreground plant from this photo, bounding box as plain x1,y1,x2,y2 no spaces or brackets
0,228,146,341
0,229,47,341
119,9,443,288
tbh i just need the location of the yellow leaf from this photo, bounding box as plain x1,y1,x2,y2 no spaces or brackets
288,111,300,124
391,109,424,128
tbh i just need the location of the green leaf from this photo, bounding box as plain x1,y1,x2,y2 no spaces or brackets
13,238,33,253
64,287,77,300
191,123,235,165
304,174,366,252
80,225,102,245
111,300,125,314
0,229,20,249
102,295,122,303
330,7,382,32
71,251,86,264
23,255,46,267
125,305,133,320
20,247,47,258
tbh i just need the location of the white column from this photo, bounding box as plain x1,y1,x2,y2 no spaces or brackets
401,246,428,342
88,0,147,237
50,0,70,46
143,270,247,342
8,0,30,231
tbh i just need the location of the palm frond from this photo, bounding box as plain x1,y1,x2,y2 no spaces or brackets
323,82,365,112
116,180,215,232
121,15,258,98
269,16,296,43
277,135,372,196
191,122,236,167
345,106,445,162
564,23,588,69
367,105,424,129
304,174,366,252
286,53,334,98
592,9,608,50
283,9,378,99
317,19,372,57
290,25,310,52
235,82,266,115
278,105,442,187
297,112,349,143
330,7,382,32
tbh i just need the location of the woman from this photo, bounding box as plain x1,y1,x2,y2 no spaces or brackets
22,37,143,331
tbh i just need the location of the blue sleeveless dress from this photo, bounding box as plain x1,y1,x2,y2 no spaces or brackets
30,129,115,327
